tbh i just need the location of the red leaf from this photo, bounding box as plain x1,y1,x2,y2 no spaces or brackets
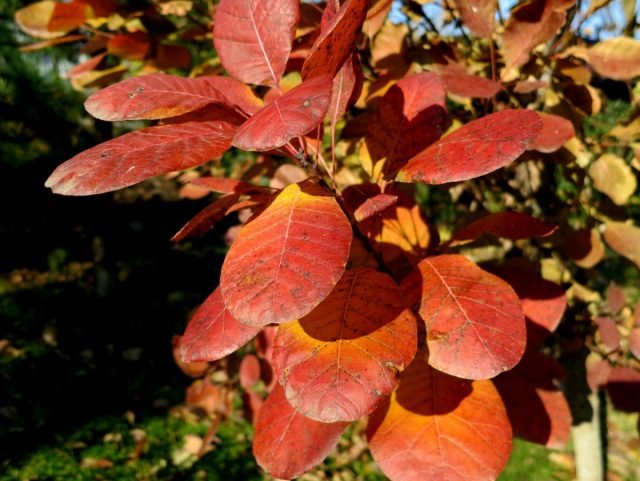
179,288,261,362
438,62,501,98
190,177,257,195
253,384,348,479
84,73,235,121
366,72,447,178
302,0,368,80
233,75,332,151
492,259,566,348
327,53,362,127
107,32,150,60
239,354,262,390
453,0,496,38
67,52,106,79
220,180,352,326
48,1,86,32
594,317,621,354
606,367,640,412
495,352,571,448
213,0,300,86
45,121,237,195
273,268,417,422
171,194,242,243
502,0,571,74
401,254,526,379
354,194,398,222
450,211,557,245
528,113,575,153
368,356,512,481
396,109,543,184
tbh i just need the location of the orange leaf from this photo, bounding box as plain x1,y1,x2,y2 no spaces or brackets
401,255,526,379
48,1,87,32
220,180,352,326
179,288,261,362
273,268,417,422
603,222,640,269
367,356,512,481
253,384,348,479
353,194,398,222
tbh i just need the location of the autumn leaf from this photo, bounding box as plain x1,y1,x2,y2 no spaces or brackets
220,180,352,326
253,384,348,479
528,112,575,153
16,1,67,39
179,288,262,362
107,32,150,60
603,222,640,269
587,37,640,80
606,367,640,412
84,73,236,121
45,121,237,195
449,211,557,245
589,153,637,205
401,255,526,379
365,72,447,179
213,0,300,86
171,194,243,243
233,75,332,151
273,268,417,422
453,0,496,38
328,53,362,129
502,0,571,76
495,352,571,448
302,0,368,80
564,228,605,269
368,356,512,481
48,1,87,32
396,110,543,184
353,194,398,222
437,62,502,98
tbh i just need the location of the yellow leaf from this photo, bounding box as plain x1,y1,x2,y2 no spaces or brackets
589,153,637,205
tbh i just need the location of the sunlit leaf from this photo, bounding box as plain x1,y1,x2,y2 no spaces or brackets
84,73,235,121
502,0,571,75
15,1,66,39
587,37,640,80
401,255,526,379
603,222,640,269
368,356,512,481
354,194,398,222
589,153,637,205
45,121,237,195
302,0,368,80
253,384,348,479
213,0,300,86
273,268,417,422
48,1,87,32
396,110,543,184
233,75,332,151
438,62,501,98
220,180,352,326
328,53,362,128
179,288,261,362
528,112,575,153
453,0,496,37
362,0,393,39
